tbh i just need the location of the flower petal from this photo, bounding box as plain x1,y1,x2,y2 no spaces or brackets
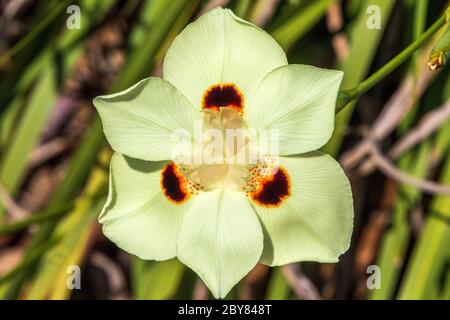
100,153,189,261
163,7,287,110
245,65,343,155
252,152,353,266
94,77,200,161
177,189,263,298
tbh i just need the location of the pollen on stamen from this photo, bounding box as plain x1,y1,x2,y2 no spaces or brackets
248,165,291,208
161,163,195,204
202,83,243,113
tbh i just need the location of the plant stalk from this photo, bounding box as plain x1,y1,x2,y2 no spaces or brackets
336,12,447,112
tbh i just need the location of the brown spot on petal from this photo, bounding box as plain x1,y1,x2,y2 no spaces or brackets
161,163,190,204
250,167,291,207
202,83,243,113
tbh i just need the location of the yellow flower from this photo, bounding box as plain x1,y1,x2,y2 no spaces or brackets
94,7,353,298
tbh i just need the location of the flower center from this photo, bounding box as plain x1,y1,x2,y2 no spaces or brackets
181,107,251,191
161,84,290,207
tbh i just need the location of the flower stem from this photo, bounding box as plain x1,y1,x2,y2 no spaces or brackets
0,0,73,66
0,203,72,236
336,11,448,113
0,184,107,236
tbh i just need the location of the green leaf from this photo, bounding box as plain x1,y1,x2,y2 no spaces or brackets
323,0,395,156
270,0,336,50
132,258,185,299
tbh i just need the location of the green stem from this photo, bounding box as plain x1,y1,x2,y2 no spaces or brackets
336,12,447,112
0,240,57,286
0,203,71,236
0,0,73,66
0,185,107,236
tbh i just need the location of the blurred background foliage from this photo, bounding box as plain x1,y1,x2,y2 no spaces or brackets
0,0,449,300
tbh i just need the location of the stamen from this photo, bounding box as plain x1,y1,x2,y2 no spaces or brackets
161,163,192,204
248,165,291,208
202,83,243,113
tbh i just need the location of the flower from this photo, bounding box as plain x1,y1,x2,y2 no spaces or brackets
93,7,353,298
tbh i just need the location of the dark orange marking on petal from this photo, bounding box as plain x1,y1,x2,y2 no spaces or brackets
202,83,243,113
250,167,291,208
161,163,190,204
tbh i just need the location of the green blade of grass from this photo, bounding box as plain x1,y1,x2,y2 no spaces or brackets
0,0,72,120
0,0,117,218
442,248,450,299
233,0,252,18
0,67,62,207
265,268,291,300
323,0,395,156
0,0,197,299
132,258,185,300
369,0,430,299
373,61,450,299
397,159,450,299
0,0,73,65
270,0,336,50
369,142,432,299
25,165,107,299
114,0,197,92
